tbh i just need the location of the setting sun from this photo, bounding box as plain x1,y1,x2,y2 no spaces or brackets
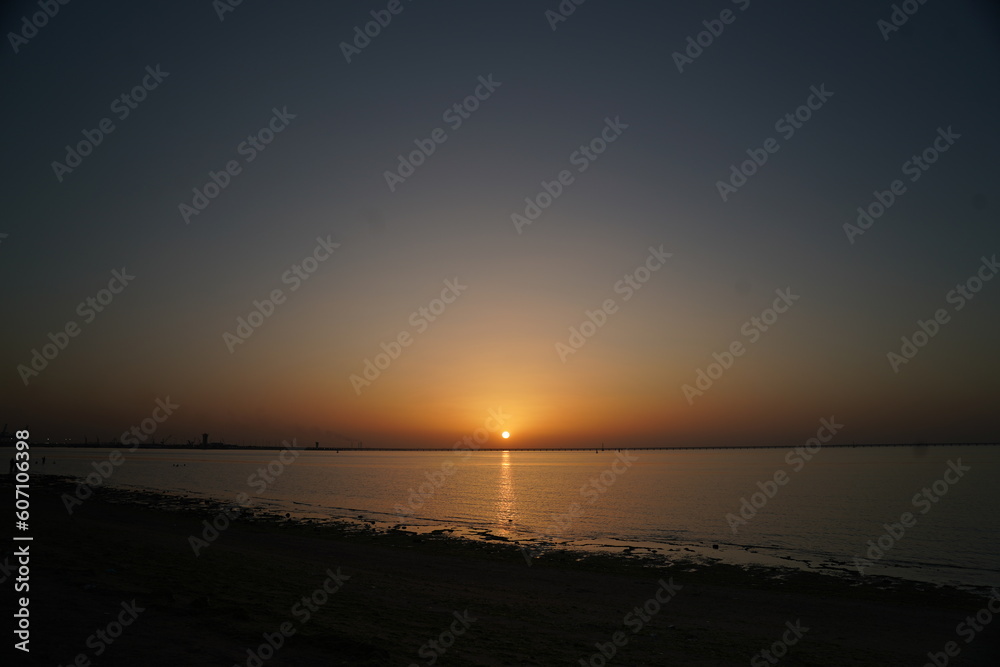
501,431,510,439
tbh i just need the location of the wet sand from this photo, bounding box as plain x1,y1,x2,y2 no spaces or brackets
11,476,1000,666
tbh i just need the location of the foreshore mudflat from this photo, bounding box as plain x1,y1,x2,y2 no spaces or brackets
12,476,999,666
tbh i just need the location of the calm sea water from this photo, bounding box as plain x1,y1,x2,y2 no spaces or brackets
27,445,1000,590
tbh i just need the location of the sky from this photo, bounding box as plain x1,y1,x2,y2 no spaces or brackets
1,0,998,449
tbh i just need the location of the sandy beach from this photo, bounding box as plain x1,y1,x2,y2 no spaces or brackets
6,1,998,664
6,475,996,666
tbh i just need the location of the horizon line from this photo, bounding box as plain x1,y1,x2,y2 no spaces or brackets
16,441,1000,452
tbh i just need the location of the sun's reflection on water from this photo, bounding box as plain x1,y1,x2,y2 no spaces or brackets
494,450,517,535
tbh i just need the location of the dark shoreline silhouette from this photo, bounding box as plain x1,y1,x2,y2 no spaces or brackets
12,441,999,451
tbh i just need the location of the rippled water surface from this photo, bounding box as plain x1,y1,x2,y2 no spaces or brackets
32,445,1000,589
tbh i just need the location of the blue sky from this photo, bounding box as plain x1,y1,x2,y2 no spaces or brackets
1,0,998,447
